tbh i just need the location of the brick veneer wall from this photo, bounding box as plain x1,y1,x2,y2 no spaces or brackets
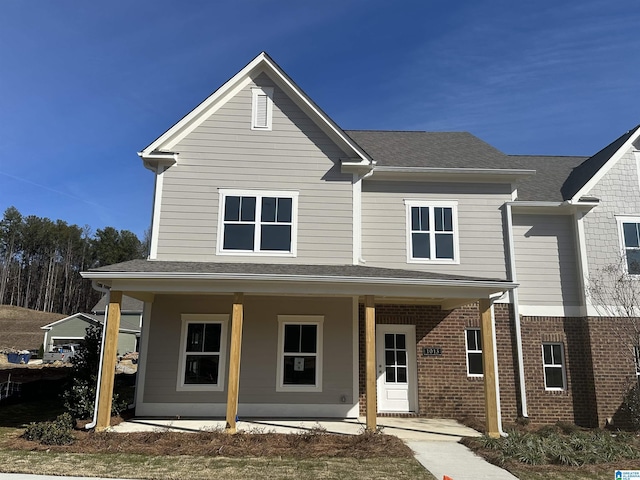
519,316,597,426
357,304,639,427
586,316,639,428
357,303,519,423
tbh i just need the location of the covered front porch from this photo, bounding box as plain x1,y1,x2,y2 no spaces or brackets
81,260,516,438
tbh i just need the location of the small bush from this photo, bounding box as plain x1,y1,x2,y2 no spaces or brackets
23,412,75,445
621,383,640,430
474,427,640,467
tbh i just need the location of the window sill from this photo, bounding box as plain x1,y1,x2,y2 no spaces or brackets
276,385,322,393
407,258,460,265
177,384,225,392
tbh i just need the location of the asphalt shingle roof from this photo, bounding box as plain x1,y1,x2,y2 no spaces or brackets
507,155,588,202
345,130,511,169
88,260,510,284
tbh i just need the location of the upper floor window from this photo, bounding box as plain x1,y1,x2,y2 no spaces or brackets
635,346,640,376
618,217,640,274
405,200,459,263
251,87,274,130
542,342,566,391
217,190,298,256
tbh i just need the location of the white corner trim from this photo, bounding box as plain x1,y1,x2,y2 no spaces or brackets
574,210,590,316
571,128,640,201
176,314,229,392
352,175,362,265
135,301,153,408
148,165,165,260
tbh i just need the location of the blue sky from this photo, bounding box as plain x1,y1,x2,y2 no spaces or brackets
1,0,639,238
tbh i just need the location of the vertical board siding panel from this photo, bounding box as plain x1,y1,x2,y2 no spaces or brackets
512,214,580,306
361,181,510,278
156,73,353,264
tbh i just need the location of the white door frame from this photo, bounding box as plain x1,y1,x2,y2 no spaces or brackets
376,324,418,413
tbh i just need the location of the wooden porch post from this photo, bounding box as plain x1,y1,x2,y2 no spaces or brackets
96,290,122,432
225,292,244,433
365,295,377,431
479,298,501,438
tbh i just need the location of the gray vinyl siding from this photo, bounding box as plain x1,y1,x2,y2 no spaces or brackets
512,214,580,307
142,294,354,405
156,72,353,264
47,317,92,341
583,150,640,274
361,181,511,278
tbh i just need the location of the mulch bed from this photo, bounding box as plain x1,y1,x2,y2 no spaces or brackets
8,430,415,459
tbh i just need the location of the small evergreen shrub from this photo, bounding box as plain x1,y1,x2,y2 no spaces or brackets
62,325,129,420
23,413,75,445
621,383,640,430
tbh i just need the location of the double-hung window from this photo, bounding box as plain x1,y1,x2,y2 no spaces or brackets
405,200,458,263
542,343,566,390
218,190,298,255
635,346,640,376
617,217,640,274
276,315,323,392
177,314,228,391
465,328,483,376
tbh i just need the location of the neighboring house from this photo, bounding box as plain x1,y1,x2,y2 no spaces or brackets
82,52,640,434
41,295,142,356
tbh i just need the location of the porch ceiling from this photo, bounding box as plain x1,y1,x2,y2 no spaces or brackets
81,260,516,305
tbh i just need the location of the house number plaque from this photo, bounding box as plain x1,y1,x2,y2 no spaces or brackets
422,347,442,356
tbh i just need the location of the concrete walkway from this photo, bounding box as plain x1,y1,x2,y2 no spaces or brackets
112,417,518,479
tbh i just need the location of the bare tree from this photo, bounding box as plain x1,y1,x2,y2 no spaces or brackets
589,255,640,386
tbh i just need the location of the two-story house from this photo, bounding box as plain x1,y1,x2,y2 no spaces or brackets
82,53,640,435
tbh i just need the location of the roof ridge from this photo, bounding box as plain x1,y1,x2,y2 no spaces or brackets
345,129,470,134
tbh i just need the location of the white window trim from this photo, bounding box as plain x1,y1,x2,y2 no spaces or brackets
616,215,640,275
404,200,459,264
465,328,483,377
216,189,299,257
635,345,640,376
276,315,324,393
542,342,566,391
251,86,274,131
177,314,229,392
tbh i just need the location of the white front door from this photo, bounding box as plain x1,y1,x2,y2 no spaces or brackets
376,324,417,412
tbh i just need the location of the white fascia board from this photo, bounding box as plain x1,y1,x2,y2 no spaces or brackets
40,313,99,330
139,52,371,164
368,167,535,183
81,271,515,299
508,201,599,215
571,127,640,202
258,54,371,163
138,152,178,172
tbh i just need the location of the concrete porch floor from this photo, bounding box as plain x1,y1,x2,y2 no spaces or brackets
111,416,480,442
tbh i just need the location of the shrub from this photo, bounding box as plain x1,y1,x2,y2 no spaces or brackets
621,383,640,430
23,413,75,445
62,325,129,420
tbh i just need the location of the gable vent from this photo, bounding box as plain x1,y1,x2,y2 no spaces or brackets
251,87,273,131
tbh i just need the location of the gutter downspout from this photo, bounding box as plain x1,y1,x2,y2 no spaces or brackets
505,203,529,418
357,166,375,264
85,281,110,430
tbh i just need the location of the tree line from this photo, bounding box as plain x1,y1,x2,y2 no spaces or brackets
0,206,147,315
